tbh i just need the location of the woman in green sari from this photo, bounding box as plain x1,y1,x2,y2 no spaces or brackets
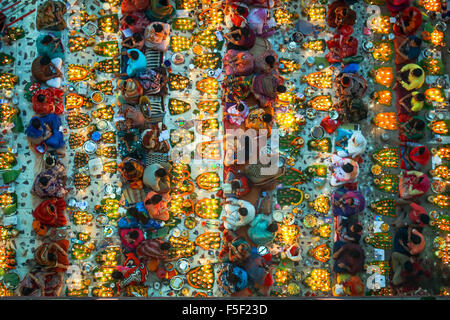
399,115,427,141
36,34,64,60
145,0,175,22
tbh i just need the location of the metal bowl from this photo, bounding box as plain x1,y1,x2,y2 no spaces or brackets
176,258,191,274
83,140,97,155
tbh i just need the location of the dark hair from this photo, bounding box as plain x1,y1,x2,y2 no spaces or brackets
231,32,241,41
410,234,421,245
262,114,273,123
153,23,163,33
349,249,361,259
265,55,275,68
403,261,413,273
124,132,136,144
415,93,425,102
412,38,422,46
276,85,286,93
238,208,248,217
267,223,278,233
40,55,51,65
128,207,149,225
41,35,53,45
236,6,246,15
236,103,245,112
125,16,136,25
129,50,139,60
31,118,41,129
342,163,354,173
412,118,425,130
159,0,169,5
241,27,250,37
419,214,430,225
155,168,167,178
400,70,410,82
231,180,241,190
341,76,350,86
227,271,240,285
21,287,34,296
412,68,423,78
160,242,171,251
39,176,50,186
111,270,124,280
132,33,143,42
37,94,46,103
123,161,135,173
45,156,55,166
47,252,56,262
351,224,363,233
128,230,140,240
417,146,426,155
150,194,163,205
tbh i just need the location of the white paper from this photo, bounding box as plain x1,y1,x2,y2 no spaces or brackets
215,30,223,42
114,115,126,122
159,130,170,142
122,28,133,38
214,68,223,79
375,274,386,288
176,10,190,18
373,220,383,233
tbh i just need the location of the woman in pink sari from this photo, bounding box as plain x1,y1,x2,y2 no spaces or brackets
223,49,255,76
399,171,430,200
253,50,279,75
247,8,275,37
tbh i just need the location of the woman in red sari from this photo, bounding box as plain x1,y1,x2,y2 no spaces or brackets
386,0,411,15
327,1,356,29
32,88,64,115
33,198,67,228
393,6,422,36
34,240,70,272
326,35,358,64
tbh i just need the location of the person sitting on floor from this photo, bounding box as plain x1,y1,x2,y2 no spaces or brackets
36,34,64,60
144,22,171,52
398,115,427,141
32,198,67,230
31,162,69,199
117,206,164,231
400,143,431,170
329,154,359,187
393,226,426,257
223,49,255,76
217,263,249,296
31,55,63,88
122,32,145,51
394,36,421,65
335,130,367,159
223,167,251,198
247,214,278,246
399,91,425,113
218,237,251,264
119,228,145,253
399,170,430,200
32,87,64,115
144,191,170,221
34,239,70,272
121,0,150,15
222,198,256,231
118,157,145,190
224,100,250,127
335,72,367,99
332,241,365,275
36,0,67,31
115,49,147,78
394,64,425,91
332,188,365,218
136,239,179,271
143,163,171,193
393,6,423,36
339,222,363,244
392,200,430,229
224,26,256,51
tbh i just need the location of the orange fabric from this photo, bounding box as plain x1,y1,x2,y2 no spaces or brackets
33,198,67,227
118,158,145,189
32,88,64,115
32,220,48,236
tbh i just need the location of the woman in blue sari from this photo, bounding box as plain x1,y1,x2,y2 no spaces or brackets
26,115,65,152
217,263,249,295
36,34,64,60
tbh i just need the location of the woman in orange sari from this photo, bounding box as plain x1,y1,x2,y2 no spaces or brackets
32,87,64,115
118,157,145,189
393,6,422,36
34,240,70,272
32,198,67,228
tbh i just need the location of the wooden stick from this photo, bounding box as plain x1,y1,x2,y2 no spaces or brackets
0,1,22,14
5,8,35,28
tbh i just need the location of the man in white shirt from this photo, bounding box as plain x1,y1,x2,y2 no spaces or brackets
222,198,256,231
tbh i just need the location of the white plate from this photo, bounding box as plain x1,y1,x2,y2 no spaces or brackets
83,141,97,154
176,259,191,274
170,276,184,290
273,211,284,222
